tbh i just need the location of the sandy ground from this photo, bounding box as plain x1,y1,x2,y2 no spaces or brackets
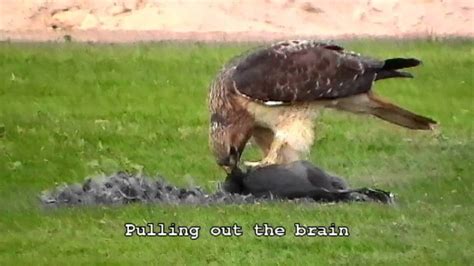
0,0,473,42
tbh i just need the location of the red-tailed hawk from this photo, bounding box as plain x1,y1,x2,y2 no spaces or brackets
208,40,436,172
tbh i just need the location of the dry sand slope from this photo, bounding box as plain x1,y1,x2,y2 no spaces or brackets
0,0,473,42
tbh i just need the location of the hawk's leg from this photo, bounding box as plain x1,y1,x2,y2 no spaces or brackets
244,113,316,168
251,126,274,156
244,134,286,168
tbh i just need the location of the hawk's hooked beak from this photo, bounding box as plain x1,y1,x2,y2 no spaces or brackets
222,165,233,174
219,146,240,174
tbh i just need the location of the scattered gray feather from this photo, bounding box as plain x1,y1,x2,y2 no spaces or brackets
39,171,392,207
40,171,267,207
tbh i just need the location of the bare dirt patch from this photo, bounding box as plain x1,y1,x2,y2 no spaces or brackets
1,0,472,42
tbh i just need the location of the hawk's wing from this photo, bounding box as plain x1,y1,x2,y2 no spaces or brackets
230,40,384,104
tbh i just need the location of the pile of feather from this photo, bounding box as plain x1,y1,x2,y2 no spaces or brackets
40,171,265,206
40,161,395,207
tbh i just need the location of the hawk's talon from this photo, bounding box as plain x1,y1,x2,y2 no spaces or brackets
244,161,261,167
243,160,276,170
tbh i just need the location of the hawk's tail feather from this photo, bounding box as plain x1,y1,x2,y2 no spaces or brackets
375,70,413,81
368,94,437,130
375,58,421,81
382,58,422,70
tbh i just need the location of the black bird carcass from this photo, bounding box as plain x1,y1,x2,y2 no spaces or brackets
222,160,394,204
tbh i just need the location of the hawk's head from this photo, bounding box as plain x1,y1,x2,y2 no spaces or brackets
209,112,248,173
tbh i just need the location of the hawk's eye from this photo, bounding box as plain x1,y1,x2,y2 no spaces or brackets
211,113,226,125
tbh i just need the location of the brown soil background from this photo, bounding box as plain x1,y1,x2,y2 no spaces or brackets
1,0,473,42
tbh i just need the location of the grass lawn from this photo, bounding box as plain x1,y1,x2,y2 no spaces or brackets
0,39,473,265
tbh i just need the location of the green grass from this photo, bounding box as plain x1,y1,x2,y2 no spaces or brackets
0,39,473,265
